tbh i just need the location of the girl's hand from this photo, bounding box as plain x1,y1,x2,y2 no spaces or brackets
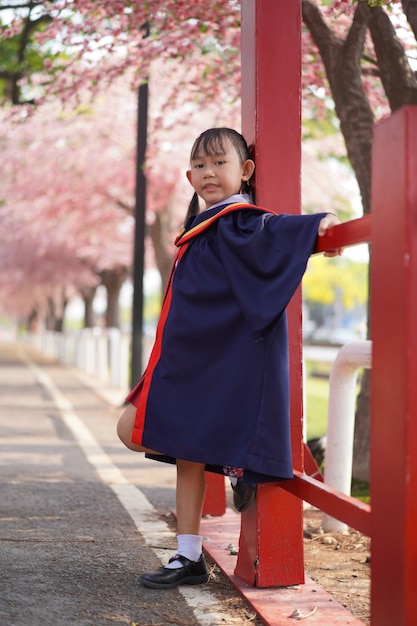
318,213,343,257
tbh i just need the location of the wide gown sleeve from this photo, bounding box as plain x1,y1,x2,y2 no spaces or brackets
216,211,328,338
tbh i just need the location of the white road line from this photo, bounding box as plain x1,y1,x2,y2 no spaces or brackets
20,350,242,625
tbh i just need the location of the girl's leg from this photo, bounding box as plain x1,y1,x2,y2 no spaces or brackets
118,406,207,527
118,406,209,588
116,403,160,454
175,459,206,535
164,460,206,567
139,460,209,588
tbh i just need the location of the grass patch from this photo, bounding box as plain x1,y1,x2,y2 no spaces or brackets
351,479,370,503
305,368,370,502
304,359,333,379
305,375,329,440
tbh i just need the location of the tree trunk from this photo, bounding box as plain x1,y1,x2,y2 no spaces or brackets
402,0,417,42
353,368,371,481
99,266,128,328
149,211,176,291
44,294,66,332
80,285,97,328
366,3,417,111
27,308,39,333
54,304,66,332
45,297,57,331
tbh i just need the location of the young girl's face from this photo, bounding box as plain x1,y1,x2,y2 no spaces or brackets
186,138,254,210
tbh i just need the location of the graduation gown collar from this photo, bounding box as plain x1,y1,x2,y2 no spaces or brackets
175,201,270,247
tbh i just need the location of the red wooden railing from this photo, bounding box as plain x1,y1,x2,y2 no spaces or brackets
202,106,417,626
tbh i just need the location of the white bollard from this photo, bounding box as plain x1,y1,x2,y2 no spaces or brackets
64,333,76,366
322,340,372,532
83,328,96,375
95,329,109,381
119,333,130,390
75,330,85,370
108,327,122,387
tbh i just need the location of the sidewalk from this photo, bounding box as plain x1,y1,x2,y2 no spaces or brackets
0,341,256,626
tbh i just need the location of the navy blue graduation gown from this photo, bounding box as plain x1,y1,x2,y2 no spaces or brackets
127,202,327,484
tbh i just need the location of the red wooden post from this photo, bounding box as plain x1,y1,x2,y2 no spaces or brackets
370,106,417,625
202,472,226,516
235,0,305,587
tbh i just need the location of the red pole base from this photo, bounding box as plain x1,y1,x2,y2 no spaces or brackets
202,472,226,516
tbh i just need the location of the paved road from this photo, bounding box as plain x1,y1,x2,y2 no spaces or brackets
0,341,253,626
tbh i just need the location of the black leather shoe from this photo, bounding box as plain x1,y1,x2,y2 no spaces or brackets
139,553,209,589
232,478,255,513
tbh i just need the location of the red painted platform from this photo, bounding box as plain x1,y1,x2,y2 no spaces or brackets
201,508,365,626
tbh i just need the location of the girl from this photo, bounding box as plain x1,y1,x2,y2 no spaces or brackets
117,127,341,589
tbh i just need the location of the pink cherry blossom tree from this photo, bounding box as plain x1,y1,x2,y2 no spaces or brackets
0,83,136,328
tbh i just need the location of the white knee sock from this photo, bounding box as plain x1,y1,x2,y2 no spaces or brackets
164,534,202,569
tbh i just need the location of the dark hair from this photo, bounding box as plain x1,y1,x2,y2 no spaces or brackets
185,127,254,223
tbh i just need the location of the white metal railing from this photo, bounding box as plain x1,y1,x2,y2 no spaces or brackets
322,340,372,531
22,328,133,390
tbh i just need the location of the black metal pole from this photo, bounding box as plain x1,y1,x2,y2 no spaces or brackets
130,81,148,388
